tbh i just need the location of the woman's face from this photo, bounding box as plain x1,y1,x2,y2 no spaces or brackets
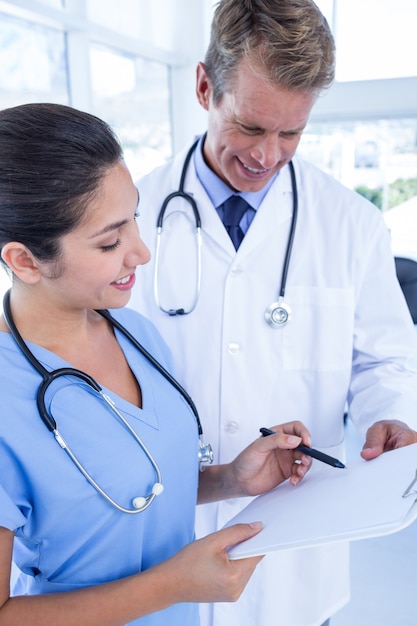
39,161,150,312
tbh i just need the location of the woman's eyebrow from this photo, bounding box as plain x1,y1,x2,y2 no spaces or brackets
89,219,128,239
89,191,140,238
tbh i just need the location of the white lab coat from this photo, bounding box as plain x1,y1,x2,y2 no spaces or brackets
130,143,417,626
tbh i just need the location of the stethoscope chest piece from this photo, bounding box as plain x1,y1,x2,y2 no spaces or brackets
264,300,291,328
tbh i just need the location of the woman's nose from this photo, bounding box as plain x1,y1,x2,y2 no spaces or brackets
128,226,151,267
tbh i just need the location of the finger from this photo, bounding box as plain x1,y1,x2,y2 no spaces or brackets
289,454,312,485
260,431,302,451
270,421,312,446
393,428,417,447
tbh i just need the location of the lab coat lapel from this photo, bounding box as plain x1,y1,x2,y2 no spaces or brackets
171,145,295,258
234,163,295,258
183,159,238,255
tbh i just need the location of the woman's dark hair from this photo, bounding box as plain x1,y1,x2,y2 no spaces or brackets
0,103,123,267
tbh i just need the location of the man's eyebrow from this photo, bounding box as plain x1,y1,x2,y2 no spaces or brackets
235,117,263,130
281,124,306,133
235,114,306,134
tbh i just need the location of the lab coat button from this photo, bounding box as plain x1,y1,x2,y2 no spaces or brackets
227,342,241,355
230,266,242,276
224,421,239,433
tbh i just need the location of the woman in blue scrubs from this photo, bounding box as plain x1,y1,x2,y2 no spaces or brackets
0,103,311,625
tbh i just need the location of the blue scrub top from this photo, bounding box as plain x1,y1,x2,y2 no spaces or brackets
0,307,200,626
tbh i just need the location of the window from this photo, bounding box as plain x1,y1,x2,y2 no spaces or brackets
0,0,181,308
0,0,175,176
305,1,417,260
299,118,417,204
0,12,68,108
90,45,172,179
86,0,177,51
316,0,417,81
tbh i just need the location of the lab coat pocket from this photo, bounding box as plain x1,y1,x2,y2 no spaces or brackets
282,286,354,371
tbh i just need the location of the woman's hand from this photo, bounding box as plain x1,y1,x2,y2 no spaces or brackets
198,421,312,504
154,523,264,605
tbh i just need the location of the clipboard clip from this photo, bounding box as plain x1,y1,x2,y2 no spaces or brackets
402,469,417,498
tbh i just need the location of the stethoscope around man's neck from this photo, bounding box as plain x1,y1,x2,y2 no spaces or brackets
2,290,213,514
154,139,298,327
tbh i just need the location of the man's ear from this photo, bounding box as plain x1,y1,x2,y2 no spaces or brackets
196,62,212,111
1,242,42,284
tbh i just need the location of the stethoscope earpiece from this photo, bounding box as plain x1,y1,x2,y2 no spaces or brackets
132,482,164,510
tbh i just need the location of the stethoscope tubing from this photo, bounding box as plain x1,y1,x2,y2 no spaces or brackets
2,290,212,513
278,160,298,300
156,138,200,229
2,291,102,431
97,308,204,437
154,138,202,316
154,139,298,327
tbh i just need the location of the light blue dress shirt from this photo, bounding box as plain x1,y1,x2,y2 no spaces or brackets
193,134,278,234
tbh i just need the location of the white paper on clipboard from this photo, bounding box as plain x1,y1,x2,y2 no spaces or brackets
225,442,417,560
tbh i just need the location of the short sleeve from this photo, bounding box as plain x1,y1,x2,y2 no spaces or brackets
0,484,26,530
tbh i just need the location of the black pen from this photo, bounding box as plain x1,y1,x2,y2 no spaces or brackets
259,427,346,469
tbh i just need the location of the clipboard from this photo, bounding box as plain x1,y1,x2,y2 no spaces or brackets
225,442,417,560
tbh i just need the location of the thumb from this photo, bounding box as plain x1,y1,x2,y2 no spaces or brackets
221,522,263,550
361,425,385,460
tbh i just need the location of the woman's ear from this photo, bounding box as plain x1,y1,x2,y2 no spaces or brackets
1,243,42,284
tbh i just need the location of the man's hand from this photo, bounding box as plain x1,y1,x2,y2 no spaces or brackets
361,419,417,460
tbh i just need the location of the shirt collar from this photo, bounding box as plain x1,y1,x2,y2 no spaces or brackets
194,134,277,210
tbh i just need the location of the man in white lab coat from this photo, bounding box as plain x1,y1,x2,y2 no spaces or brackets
130,1,417,624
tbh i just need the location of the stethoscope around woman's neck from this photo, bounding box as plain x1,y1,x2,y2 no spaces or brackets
2,290,213,514
154,139,298,327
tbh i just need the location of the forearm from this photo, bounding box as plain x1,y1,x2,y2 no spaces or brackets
0,565,182,626
197,464,239,504
0,530,266,625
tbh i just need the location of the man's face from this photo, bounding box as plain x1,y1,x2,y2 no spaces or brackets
197,58,317,192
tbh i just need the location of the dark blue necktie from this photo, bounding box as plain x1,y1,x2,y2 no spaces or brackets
221,195,251,250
